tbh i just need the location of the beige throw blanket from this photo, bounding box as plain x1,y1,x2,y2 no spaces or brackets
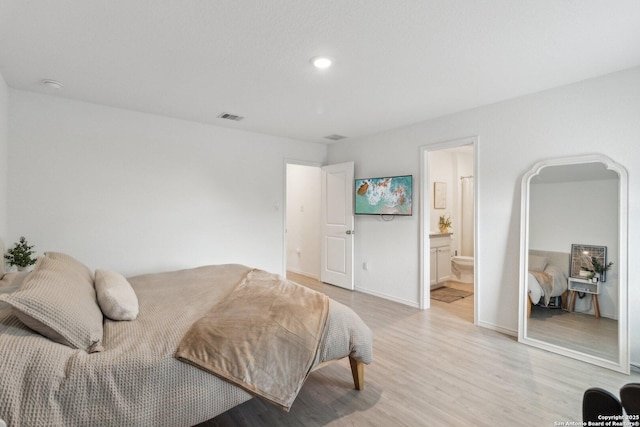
175,269,330,411
529,269,553,306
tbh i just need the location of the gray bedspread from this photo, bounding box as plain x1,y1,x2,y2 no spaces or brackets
0,264,373,427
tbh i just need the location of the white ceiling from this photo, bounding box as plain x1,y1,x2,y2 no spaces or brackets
1,1,639,144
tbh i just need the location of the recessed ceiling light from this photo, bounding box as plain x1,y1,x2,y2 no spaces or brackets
41,79,64,90
311,56,332,69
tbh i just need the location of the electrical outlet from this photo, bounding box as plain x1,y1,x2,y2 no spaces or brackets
363,261,368,270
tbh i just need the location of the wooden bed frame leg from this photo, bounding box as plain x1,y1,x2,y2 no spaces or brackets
349,356,364,390
561,290,569,310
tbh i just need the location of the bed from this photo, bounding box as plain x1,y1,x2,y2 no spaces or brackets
526,249,570,317
0,252,373,426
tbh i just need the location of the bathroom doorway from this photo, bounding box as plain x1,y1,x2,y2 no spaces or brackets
420,137,477,324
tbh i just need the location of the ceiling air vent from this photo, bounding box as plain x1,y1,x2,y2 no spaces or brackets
324,134,348,141
217,112,244,121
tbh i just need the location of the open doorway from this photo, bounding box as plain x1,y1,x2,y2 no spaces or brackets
284,160,355,289
284,162,322,279
420,137,478,324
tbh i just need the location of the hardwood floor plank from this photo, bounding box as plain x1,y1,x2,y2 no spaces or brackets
198,273,639,426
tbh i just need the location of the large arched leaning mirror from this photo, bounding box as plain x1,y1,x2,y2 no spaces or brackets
518,154,629,374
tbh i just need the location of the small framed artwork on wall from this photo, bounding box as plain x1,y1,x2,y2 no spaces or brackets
434,182,446,209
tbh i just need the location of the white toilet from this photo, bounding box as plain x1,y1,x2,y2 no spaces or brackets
451,256,474,283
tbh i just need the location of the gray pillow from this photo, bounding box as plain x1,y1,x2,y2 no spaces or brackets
95,269,139,321
0,252,104,352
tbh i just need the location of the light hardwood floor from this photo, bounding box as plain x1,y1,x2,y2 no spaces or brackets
201,274,638,426
527,304,618,361
432,280,475,323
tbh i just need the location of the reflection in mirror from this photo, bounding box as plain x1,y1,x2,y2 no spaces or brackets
518,154,629,374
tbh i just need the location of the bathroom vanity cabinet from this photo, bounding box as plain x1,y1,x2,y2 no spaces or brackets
430,234,452,287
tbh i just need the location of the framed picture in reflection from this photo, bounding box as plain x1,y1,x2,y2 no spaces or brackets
570,244,609,282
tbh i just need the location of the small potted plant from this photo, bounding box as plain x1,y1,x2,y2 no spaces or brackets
438,215,452,233
589,256,613,283
4,236,37,271
582,255,613,282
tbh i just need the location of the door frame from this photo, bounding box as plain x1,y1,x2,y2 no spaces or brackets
419,136,479,325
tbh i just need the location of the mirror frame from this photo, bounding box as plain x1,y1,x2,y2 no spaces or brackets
518,153,629,374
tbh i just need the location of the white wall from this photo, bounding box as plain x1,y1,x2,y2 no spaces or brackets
286,164,321,278
7,90,327,276
530,179,619,318
0,72,8,257
328,67,640,362
428,150,455,233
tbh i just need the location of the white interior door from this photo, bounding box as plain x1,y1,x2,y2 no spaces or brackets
320,162,354,289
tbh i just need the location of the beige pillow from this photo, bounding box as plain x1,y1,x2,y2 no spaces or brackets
0,271,30,289
0,252,104,352
94,269,139,321
528,255,548,272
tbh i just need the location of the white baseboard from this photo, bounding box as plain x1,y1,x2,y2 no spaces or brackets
477,320,518,337
354,286,420,308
